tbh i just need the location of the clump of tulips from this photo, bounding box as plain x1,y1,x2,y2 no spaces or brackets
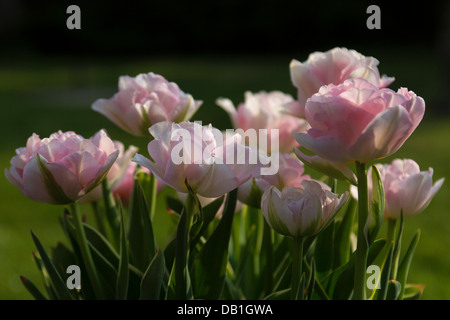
5,47,443,300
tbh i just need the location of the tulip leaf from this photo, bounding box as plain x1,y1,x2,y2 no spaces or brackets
101,179,120,248
31,231,74,300
333,197,357,268
314,222,335,278
20,276,48,300
128,178,156,272
191,188,238,299
50,242,77,280
397,229,421,300
140,249,165,300
115,200,129,300
375,243,394,300
364,165,385,246
166,196,185,215
306,258,316,300
88,243,118,299
403,283,425,300
263,288,291,300
325,239,386,300
166,207,193,300
386,280,402,300
190,196,224,250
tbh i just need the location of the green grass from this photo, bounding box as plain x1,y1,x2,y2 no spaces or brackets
0,47,448,299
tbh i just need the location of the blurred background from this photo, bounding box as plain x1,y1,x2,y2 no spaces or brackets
0,0,449,299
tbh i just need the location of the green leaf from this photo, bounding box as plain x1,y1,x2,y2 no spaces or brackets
306,258,316,300
397,229,421,299
31,231,74,300
191,188,238,299
326,239,386,300
403,283,425,300
128,178,156,272
116,200,129,300
364,165,385,246
101,179,120,248
51,242,77,280
386,280,402,300
140,249,165,300
166,208,193,300
20,276,48,300
376,243,394,300
263,288,291,300
333,197,356,268
190,196,224,249
314,221,335,278
166,196,185,215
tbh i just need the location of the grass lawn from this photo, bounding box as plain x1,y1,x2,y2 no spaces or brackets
0,47,449,299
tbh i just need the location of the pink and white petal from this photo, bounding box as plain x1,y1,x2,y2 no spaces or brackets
350,105,414,163
293,132,352,163
262,187,297,237
23,156,77,204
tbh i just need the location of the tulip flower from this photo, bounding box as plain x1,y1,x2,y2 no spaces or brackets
92,72,202,136
238,153,311,207
294,78,425,164
261,180,349,299
216,91,310,154
5,130,119,205
286,47,394,118
351,159,444,219
133,121,262,198
261,180,349,238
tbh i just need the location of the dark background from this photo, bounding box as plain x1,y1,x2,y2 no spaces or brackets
0,0,448,57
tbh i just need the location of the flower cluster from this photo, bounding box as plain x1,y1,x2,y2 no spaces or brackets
5,48,444,301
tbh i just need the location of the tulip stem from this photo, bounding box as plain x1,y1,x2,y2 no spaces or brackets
70,202,105,300
291,236,304,300
354,161,369,300
148,174,158,221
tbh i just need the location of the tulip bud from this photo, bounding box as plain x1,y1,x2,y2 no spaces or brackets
261,180,349,238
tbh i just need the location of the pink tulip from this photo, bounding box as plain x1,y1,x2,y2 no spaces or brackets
351,159,444,219
238,153,311,207
293,79,425,164
92,72,202,136
261,180,349,238
286,47,394,118
79,140,139,203
5,130,119,204
133,121,262,198
216,91,310,153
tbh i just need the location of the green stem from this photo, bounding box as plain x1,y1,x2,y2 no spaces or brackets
291,236,304,300
70,202,105,300
354,161,369,300
148,173,158,221
263,219,274,295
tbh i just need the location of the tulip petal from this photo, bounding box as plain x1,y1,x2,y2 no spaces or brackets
350,105,414,162
22,155,76,204
293,132,351,163
262,187,297,237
